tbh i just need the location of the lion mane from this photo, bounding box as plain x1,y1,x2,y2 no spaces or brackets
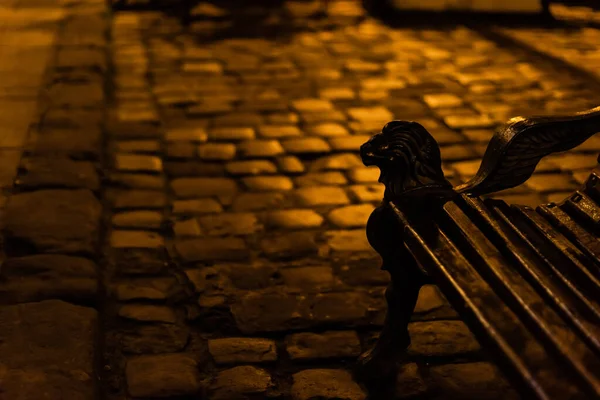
360,121,454,200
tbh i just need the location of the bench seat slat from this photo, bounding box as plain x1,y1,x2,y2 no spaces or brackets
440,200,600,396
538,204,600,272
563,191,600,236
462,197,600,356
512,206,600,297
390,203,586,400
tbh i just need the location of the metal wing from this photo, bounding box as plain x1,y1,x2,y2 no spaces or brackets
455,106,600,197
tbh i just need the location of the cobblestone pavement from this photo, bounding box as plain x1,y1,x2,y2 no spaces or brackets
2,1,600,399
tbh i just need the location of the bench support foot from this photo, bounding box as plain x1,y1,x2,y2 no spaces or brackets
355,205,428,388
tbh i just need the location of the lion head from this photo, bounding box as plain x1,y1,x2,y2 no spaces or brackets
360,121,454,200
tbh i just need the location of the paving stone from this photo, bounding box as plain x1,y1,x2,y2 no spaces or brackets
109,173,165,190
453,159,482,178
116,140,161,154
347,106,393,122
175,237,249,262
209,127,255,141
325,230,372,253
172,198,223,215
111,230,165,249
198,143,236,160
294,186,350,207
280,265,334,289
112,211,164,229
328,135,371,152
295,171,347,187
237,139,285,158
310,153,363,171
395,363,428,399
171,177,238,198
307,123,350,137
301,110,347,124
282,137,331,154
525,173,578,193
232,292,311,333
56,47,107,72
490,192,546,208
225,160,278,176
292,98,334,112
327,204,374,228
112,277,178,301
408,320,481,357
113,190,168,209
173,218,203,237
118,304,177,324
3,190,101,256
286,330,361,360
33,128,102,160
231,192,286,212
277,155,305,174
429,362,519,400
210,366,274,400
423,93,464,108
188,102,233,116
165,127,208,142
266,209,324,229
212,113,263,127
243,175,294,191
320,87,355,100
17,158,99,191
260,231,319,260
414,284,447,314
259,125,303,138
48,82,104,109
126,353,201,398
266,112,300,126
312,291,370,323
208,338,278,365
291,369,367,400
0,300,96,400
198,213,262,236
45,109,103,130
120,324,190,354
443,114,495,129
551,153,598,171
440,144,479,161
347,167,379,183
166,143,196,159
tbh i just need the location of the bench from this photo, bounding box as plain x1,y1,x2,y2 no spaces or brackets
356,107,600,399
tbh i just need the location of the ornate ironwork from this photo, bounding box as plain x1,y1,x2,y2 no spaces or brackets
356,107,600,391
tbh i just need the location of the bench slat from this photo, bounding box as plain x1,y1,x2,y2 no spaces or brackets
563,191,600,236
512,206,600,297
390,203,586,400
466,198,600,356
538,204,600,272
441,200,600,397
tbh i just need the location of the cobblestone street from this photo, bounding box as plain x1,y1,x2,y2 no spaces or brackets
2,0,600,399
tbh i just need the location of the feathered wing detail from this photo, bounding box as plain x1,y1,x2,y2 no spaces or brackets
455,106,600,196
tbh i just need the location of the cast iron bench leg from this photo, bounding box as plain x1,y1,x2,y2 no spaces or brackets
355,205,429,385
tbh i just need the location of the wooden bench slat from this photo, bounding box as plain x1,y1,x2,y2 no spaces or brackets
563,191,600,236
466,197,600,356
390,203,585,400
583,170,600,204
538,204,600,273
440,200,600,396
512,206,600,297
488,201,600,353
